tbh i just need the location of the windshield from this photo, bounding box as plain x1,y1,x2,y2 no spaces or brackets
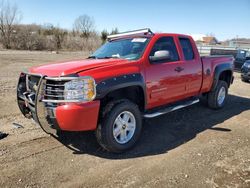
236,50,247,59
91,38,150,60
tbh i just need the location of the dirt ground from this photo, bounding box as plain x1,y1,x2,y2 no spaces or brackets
0,51,249,188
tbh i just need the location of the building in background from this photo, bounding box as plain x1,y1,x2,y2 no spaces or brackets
202,36,219,45
228,40,250,49
190,34,220,45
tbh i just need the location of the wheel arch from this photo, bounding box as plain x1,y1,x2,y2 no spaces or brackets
211,63,233,91
96,73,147,111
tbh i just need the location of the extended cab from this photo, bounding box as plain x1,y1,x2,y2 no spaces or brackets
17,29,234,153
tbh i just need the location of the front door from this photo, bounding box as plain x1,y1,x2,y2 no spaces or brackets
145,36,186,109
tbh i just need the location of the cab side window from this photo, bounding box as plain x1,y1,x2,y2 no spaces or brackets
149,37,179,63
179,38,194,60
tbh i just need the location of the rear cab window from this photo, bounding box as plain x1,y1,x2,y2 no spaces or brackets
179,38,194,60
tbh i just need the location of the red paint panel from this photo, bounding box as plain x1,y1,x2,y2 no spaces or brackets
143,34,191,109
200,55,234,93
29,58,131,77
55,101,100,131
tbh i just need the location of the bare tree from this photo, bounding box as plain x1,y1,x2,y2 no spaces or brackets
43,24,67,51
53,27,67,51
73,15,95,38
0,0,21,49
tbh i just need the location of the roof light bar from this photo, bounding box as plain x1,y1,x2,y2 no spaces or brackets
107,28,154,40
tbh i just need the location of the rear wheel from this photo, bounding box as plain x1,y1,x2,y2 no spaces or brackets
96,100,142,153
208,80,228,109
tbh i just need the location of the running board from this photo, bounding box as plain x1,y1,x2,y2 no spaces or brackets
144,98,200,118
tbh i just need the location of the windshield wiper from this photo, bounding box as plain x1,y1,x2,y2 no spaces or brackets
101,55,120,59
102,56,115,59
88,55,121,59
88,55,98,59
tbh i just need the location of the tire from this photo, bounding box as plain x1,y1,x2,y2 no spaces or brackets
241,77,249,82
208,80,228,109
96,100,142,153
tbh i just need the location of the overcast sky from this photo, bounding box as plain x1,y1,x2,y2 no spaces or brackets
10,0,250,40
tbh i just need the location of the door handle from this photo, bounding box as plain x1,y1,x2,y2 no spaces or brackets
175,67,184,72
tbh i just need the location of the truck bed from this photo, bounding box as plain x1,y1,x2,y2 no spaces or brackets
200,55,234,93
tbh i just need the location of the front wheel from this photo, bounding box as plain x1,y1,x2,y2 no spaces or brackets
208,80,228,109
96,100,142,153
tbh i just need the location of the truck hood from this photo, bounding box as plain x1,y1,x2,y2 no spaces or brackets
29,58,130,77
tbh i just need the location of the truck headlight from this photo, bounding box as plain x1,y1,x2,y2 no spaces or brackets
64,77,96,101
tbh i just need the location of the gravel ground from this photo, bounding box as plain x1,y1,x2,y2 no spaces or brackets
0,51,249,188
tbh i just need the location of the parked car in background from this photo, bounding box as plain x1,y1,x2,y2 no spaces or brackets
241,59,250,82
17,29,234,153
211,49,250,70
235,50,250,70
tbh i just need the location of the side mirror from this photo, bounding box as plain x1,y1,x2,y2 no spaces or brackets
149,50,171,62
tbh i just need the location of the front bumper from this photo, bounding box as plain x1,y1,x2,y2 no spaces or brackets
241,73,250,79
17,72,100,134
55,102,100,131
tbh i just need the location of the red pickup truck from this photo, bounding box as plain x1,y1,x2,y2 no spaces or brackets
17,29,234,153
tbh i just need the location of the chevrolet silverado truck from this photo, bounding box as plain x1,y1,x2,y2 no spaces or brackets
17,29,234,153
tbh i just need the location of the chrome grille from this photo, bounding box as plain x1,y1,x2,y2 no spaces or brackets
17,72,83,133
43,80,66,101
41,76,96,103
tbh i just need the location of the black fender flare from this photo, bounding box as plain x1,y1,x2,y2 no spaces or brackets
96,73,147,107
211,63,233,91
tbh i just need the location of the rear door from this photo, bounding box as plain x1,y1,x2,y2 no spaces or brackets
178,37,202,97
145,36,187,109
